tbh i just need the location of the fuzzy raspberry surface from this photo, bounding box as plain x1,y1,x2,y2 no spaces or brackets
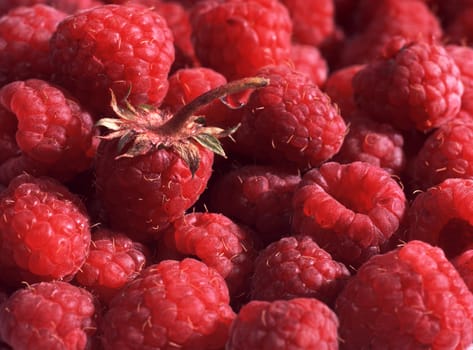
0,281,97,349
335,240,473,349
49,3,175,115
227,298,339,350
100,258,235,349
0,79,97,185
190,0,292,80
292,161,407,268
0,174,91,288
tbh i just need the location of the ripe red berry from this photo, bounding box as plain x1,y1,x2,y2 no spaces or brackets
446,44,473,115
452,248,473,293
227,298,339,350
289,43,328,86
0,281,97,350
100,258,235,349
0,0,102,16
0,174,91,288
335,240,473,349
49,3,175,115
292,161,407,268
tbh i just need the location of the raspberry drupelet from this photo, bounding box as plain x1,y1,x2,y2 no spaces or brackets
226,298,339,350
49,3,175,116
0,174,91,288
100,258,236,350
0,281,98,350
335,240,473,349
292,161,407,268
250,235,350,306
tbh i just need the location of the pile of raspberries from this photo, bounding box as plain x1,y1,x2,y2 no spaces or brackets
3,0,473,349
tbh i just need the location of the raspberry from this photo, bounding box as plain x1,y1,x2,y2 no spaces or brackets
208,165,301,246
190,0,293,80
335,240,473,349
353,39,464,131
49,3,175,115
250,235,350,306
161,212,258,299
333,116,406,175
0,174,91,288
279,0,335,47
446,44,473,115
0,0,102,15
226,298,339,350
289,43,328,87
74,228,149,303
452,249,473,294
229,64,347,171
0,281,97,350
292,161,407,268
0,4,67,86
0,79,97,185
100,258,235,349
405,178,473,259
411,121,473,190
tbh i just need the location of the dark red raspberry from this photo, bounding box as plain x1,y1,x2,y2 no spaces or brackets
446,44,473,115
161,212,258,299
190,0,293,80
208,165,301,246
227,298,339,350
228,64,347,171
279,0,335,47
405,178,473,259
446,7,473,46
289,43,328,87
411,120,473,190
0,0,102,15
0,174,91,288
452,248,473,293
49,3,175,115
353,39,464,131
292,161,407,268
0,4,67,86
335,240,473,349
250,235,350,305
323,64,365,120
333,116,406,175
100,258,235,349
0,79,97,185
0,281,97,350
74,228,149,303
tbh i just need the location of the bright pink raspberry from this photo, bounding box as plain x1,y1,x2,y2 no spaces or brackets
292,161,407,268
227,298,339,350
290,43,328,86
353,39,464,131
100,258,236,349
0,281,97,350
49,3,175,115
190,0,293,80
335,240,473,349
405,178,473,259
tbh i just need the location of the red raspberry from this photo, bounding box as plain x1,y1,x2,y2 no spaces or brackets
0,174,91,288
446,7,473,46
405,178,473,259
292,161,407,268
289,43,328,87
446,44,473,115
74,228,149,303
323,64,365,120
411,121,473,190
279,0,335,47
335,240,473,349
0,281,97,350
452,249,473,293
227,298,339,350
229,64,347,171
0,0,102,15
190,0,293,80
353,39,464,131
208,165,301,246
161,212,258,299
49,4,175,115
250,235,350,306
0,5,67,86
0,79,97,185
340,0,442,66
333,116,406,175
100,258,235,349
